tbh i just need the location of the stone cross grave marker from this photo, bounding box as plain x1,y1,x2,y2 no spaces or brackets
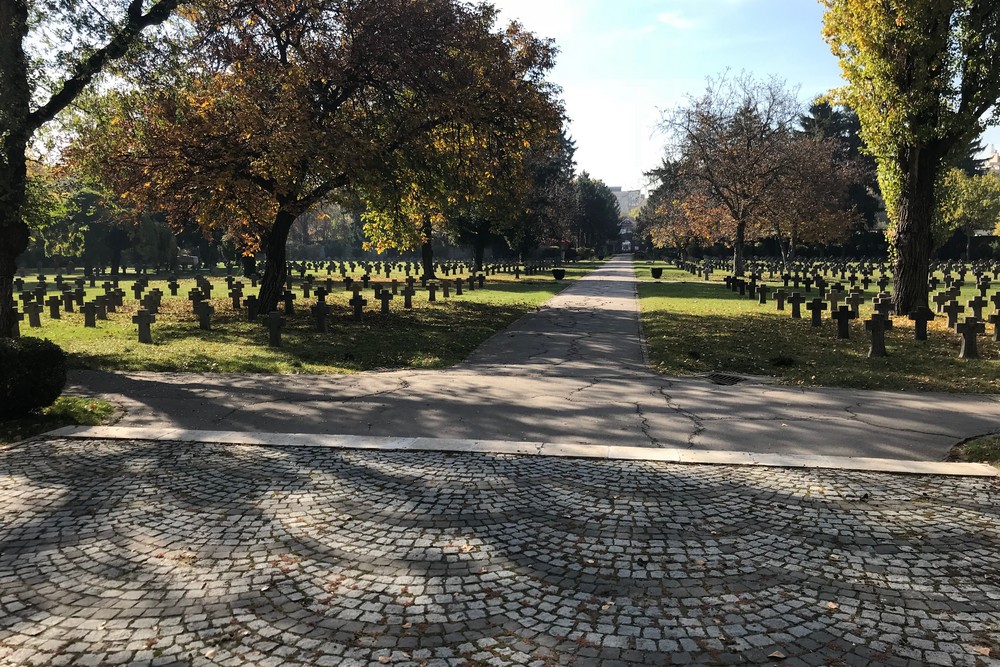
756,283,769,305
94,296,108,320
788,292,805,319
266,311,285,347
377,289,393,314
24,301,42,328
61,291,74,313
774,289,787,311
956,317,985,359
245,295,259,322
864,314,892,358
80,301,97,329
195,300,215,331
311,300,330,332
282,290,296,315
846,292,865,318
46,295,61,320
454,278,463,296
907,307,936,341
350,289,367,320
132,309,155,344
943,301,965,329
967,296,988,320
402,285,415,309
832,305,856,339
806,298,827,327
988,311,1000,342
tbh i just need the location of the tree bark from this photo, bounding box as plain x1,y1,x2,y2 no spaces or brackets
473,237,486,273
256,209,298,316
420,215,435,280
732,221,746,276
892,146,940,314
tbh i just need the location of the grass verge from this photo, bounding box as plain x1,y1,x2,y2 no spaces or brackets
953,436,1000,467
20,262,603,374
638,271,1000,393
0,396,116,446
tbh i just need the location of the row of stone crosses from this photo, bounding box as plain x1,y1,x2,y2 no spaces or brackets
8,259,547,346
672,257,1000,359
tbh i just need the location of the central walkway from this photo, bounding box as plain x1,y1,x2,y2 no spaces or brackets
70,255,1000,460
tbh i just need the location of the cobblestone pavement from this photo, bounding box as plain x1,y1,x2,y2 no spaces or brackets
2,437,998,666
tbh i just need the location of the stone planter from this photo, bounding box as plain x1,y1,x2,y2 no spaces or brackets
552,269,566,280
651,267,663,279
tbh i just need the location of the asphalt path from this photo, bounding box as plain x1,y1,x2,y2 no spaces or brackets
68,256,1000,461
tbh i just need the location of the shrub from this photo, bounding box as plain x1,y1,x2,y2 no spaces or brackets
0,337,67,419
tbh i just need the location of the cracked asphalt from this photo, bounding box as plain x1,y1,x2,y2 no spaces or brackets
68,256,1000,461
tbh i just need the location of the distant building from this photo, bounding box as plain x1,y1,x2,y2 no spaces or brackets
986,148,1000,174
608,186,646,216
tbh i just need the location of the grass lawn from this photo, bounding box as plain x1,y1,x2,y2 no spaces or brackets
638,264,1000,393
955,435,1000,467
16,261,603,375
0,396,116,447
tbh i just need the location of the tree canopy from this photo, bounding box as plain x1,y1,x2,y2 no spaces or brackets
75,0,565,312
822,0,1000,312
648,74,859,271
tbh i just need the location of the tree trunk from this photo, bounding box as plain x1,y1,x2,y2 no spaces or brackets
778,236,790,272
420,215,435,279
892,147,940,314
473,237,486,273
256,209,297,316
0,0,31,338
732,221,746,276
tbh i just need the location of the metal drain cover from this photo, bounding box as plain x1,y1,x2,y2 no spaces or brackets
706,373,746,386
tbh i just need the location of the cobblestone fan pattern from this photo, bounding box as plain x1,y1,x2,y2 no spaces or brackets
1,439,998,667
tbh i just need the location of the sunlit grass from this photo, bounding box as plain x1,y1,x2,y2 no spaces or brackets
638,264,1000,393
18,262,604,375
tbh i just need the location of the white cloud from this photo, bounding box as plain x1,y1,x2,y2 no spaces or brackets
657,11,696,30
488,0,589,39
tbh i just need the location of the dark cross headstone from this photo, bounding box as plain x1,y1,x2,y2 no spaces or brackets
195,301,215,330
806,298,827,327
832,305,856,339
377,289,394,314
428,283,438,302
787,292,805,319
988,311,1000,342
932,291,951,313
311,300,330,332
402,285,415,309
244,295,259,321
82,302,97,328
132,309,155,344
168,278,180,296
907,307,935,341
94,296,108,320
877,276,890,292
266,311,285,347
774,289,787,311
442,282,450,298
467,275,476,292
349,290,367,320
230,288,243,311
846,292,865,318
872,295,893,318
46,295,62,319
828,288,845,311
864,314,893,358
477,274,485,289
943,301,965,329
756,283,769,305
24,302,42,328
454,278,463,296
967,296,988,320
282,290,296,315
956,317,985,359
131,283,145,301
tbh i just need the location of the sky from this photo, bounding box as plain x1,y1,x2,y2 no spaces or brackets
489,0,1000,192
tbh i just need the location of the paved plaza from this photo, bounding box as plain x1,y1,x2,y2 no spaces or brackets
0,437,998,666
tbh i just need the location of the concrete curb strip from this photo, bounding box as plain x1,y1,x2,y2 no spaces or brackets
41,425,999,477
